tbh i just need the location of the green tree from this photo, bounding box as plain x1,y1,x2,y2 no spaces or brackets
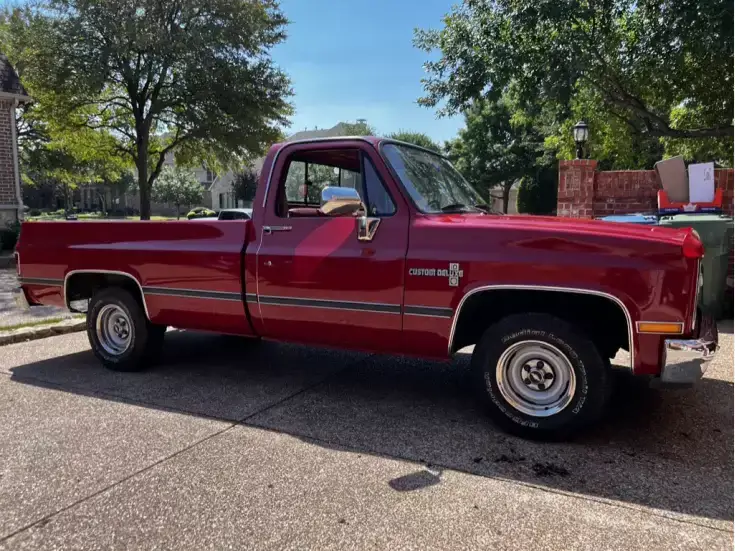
151,166,202,219
0,6,133,211
18,0,293,219
415,0,733,165
232,167,259,204
388,130,441,153
339,121,377,136
444,97,544,213
516,166,558,215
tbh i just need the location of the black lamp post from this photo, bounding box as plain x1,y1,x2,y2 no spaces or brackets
573,121,589,159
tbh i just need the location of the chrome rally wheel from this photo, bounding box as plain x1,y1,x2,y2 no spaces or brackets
496,340,576,417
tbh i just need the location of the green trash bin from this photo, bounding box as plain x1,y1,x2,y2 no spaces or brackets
658,214,734,319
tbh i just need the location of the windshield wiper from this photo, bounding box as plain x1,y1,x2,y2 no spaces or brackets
472,203,504,214
440,203,486,213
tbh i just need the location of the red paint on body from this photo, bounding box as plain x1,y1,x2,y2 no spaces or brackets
16,137,702,377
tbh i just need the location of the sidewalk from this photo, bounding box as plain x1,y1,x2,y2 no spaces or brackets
0,267,77,329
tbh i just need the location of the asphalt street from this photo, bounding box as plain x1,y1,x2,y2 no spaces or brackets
0,323,732,550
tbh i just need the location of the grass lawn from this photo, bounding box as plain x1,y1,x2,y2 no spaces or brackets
0,315,85,332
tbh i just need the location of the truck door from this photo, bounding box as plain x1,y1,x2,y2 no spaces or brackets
254,140,409,352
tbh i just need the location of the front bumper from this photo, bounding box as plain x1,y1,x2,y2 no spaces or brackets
656,315,719,387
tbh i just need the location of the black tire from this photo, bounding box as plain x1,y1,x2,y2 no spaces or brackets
471,313,611,441
86,287,166,372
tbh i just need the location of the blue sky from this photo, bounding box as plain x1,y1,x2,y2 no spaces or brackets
0,0,462,142
273,0,463,143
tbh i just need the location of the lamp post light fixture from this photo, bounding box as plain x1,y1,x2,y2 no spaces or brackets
572,120,589,159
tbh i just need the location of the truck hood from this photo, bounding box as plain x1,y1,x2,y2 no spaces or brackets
419,213,690,245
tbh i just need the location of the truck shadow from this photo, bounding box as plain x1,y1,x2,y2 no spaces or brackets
6,330,733,523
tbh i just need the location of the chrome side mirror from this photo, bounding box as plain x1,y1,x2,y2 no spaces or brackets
320,186,363,217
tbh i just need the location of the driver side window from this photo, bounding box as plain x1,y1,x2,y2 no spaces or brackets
276,149,396,218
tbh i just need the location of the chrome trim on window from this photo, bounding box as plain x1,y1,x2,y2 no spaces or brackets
261,136,374,209
447,285,635,370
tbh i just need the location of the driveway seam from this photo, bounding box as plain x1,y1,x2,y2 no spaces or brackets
0,354,369,543
237,355,373,423
0,422,239,544
7,358,727,536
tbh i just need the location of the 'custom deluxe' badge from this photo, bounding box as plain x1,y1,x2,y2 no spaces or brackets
409,263,464,287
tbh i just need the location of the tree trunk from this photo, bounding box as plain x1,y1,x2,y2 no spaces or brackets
96,190,106,216
136,141,151,220
176,203,180,220
502,183,511,214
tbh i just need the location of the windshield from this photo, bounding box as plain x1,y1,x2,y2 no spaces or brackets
382,143,487,214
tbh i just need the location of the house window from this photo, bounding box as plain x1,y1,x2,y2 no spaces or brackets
206,170,214,182
219,194,225,209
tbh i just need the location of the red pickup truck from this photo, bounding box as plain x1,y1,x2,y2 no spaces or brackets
14,137,719,439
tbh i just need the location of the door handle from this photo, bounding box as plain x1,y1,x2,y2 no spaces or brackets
263,225,292,235
264,260,273,267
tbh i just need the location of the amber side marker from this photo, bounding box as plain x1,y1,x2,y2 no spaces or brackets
636,322,685,335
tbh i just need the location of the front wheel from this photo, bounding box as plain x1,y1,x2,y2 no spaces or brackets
471,313,611,440
87,287,166,372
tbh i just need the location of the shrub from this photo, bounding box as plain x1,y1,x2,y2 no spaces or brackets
28,208,41,217
186,207,216,219
516,167,558,215
0,220,21,251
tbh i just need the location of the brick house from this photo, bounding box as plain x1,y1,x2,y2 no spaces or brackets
0,54,31,224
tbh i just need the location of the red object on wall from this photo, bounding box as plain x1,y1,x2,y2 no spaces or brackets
557,161,734,218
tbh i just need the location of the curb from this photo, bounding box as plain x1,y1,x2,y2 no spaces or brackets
0,255,16,269
0,319,86,346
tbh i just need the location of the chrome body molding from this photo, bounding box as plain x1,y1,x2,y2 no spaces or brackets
256,294,402,314
447,284,636,370
403,305,454,318
63,270,151,320
18,277,64,286
142,287,242,302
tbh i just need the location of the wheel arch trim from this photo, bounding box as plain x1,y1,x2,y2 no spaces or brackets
447,285,635,370
64,269,151,320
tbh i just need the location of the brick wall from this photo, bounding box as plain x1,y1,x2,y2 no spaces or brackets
558,160,734,312
557,160,734,218
0,99,19,224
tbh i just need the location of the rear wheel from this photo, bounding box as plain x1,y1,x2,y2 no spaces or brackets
87,287,166,372
471,313,611,440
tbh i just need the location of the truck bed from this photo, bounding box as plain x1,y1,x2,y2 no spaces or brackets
16,220,256,336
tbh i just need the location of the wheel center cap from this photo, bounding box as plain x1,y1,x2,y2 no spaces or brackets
529,370,544,384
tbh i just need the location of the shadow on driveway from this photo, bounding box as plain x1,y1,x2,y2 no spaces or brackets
7,330,733,525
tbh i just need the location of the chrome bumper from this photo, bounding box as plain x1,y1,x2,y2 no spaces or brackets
657,315,719,387
13,287,30,311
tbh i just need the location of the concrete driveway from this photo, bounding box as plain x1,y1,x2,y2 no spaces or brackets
0,324,732,550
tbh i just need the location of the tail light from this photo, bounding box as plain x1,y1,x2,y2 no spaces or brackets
682,230,704,259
